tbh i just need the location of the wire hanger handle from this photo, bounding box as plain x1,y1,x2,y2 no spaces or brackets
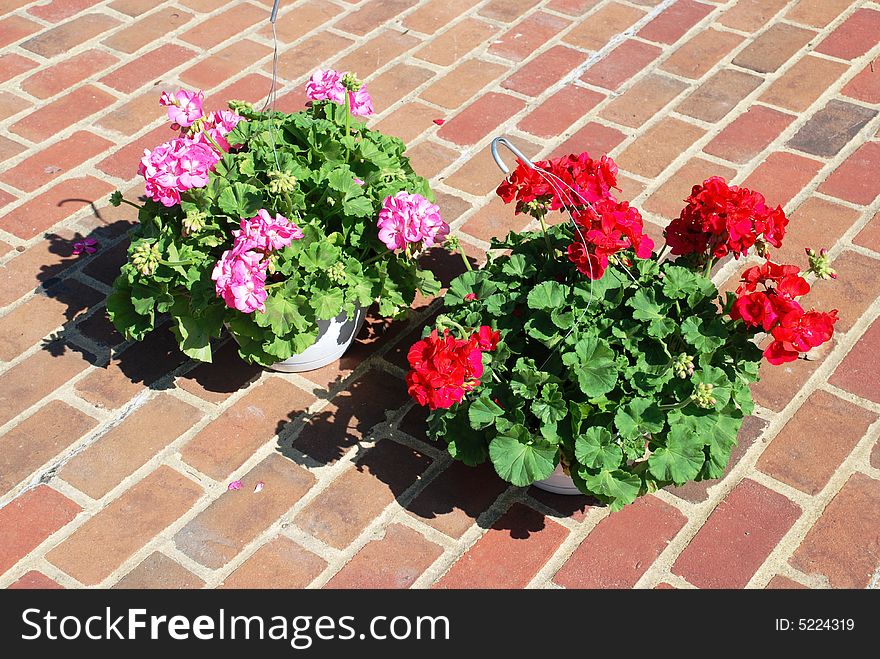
270,0,281,23
491,136,536,175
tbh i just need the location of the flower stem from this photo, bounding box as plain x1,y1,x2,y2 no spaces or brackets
703,256,715,279
538,213,554,258
120,198,142,210
437,314,469,338
159,259,196,267
459,248,473,272
656,243,670,261
659,398,693,411
344,92,351,160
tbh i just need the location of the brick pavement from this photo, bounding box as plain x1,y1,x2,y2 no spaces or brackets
1,0,879,589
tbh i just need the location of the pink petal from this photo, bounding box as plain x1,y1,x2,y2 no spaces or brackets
227,480,243,491
433,119,445,126
253,481,265,493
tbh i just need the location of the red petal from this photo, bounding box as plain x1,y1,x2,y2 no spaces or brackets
433,119,445,126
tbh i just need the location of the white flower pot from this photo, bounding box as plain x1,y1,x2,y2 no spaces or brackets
533,464,583,496
269,305,367,373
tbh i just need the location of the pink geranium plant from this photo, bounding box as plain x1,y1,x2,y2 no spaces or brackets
108,71,456,366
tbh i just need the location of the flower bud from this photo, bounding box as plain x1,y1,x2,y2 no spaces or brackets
673,353,695,379
182,209,207,235
326,261,347,284
131,242,160,277
268,169,297,195
805,247,837,280
341,72,363,92
692,382,716,409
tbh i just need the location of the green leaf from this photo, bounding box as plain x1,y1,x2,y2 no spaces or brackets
628,289,664,322
614,397,664,440
171,311,213,362
342,195,374,218
581,469,641,508
648,425,705,484
489,425,558,487
311,287,344,320
217,182,262,218
662,265,702,300
130,283,157,316
300,241,340,272
531,383,567,425
468,395,504,430
527,280,566,311
575,427,623,470
106,286,153,341
510,358,547,398
258,292,310,335
501,253,537,279
681,316,726,352
562,335,618,397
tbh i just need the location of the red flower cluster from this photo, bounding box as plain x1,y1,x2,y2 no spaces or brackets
729,260,838,364
665,177,788,260
496,152,618,215
566,198,655,280
406,326,500,410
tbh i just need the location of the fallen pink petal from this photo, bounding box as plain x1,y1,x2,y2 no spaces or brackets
227,480,243,491
72,238,99,255
253,481,265,493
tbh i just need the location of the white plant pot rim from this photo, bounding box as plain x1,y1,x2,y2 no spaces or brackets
533,463,583,496
268,304,366,373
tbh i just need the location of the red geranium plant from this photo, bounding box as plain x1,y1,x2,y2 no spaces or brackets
402,151,839,509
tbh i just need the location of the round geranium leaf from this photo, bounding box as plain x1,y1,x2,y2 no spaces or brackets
489,425,558,487
647,425,705,484
575,427,623,470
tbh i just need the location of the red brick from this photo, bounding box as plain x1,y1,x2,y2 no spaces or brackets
673,479,801,588
789,100,877,158
366,64,434,111
334,31,420,79
479,0,542,23
776,197,860,262
718,0,788,31
519,86,604,139
0,348,92,428
818,141,880,206
274,32,354,83
704,106,794,164
220,537,325,588
502,45,585,97
0,400,98,494
438,93,525,147
842,63,880,104
21,50,118,100
420,59,508,111
0,16,42,50
108,0,157,16
9,571,63,589
554,496,686,588
564,2,645,50
618,117,705,178
816,8,880,60
2,176,114,240
0,53,38,84
296,440,431,548
217,73,276,107
741,151,822,208
0,486,80,575
405,140,459,181
581,39,662,90
0,92,28,122
97,91,166,136
372,102,438,145
0,132,114,194
180,378,315,480
60,396,203,500
760,55,848,113
101,44,196,94
10,85,116,142
752,338,833,412
461,195,533,243
830,317,880,403
175,455,314,568
854,211,880,253
444,138,540,197
790,473,880,588
671,415,768,503
176,341,261,404
766,575,808,589
413,18,499,66
678,68,762,122
47,466,201,585
601,74,687,128
638,0,712,44
645,158,737,220
406,461,509,538
404,0,477,33
113,552,204,589
180,40,272,91
549,122,627,159
490,12,571,62
336,0,417,36
733,23,816,74
259,0,342,42
0,230,85,307
758,391,876,494
436,503,568,588
547,0,601,14
96,125,171,180
178,0,226,10
661,28,744,79
21,13,120,58
786,0,857,28
28,0,101,22
327,524,443,588
180,3,267,49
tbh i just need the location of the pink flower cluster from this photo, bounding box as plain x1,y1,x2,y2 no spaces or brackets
377,192,449,252
160,89,203,127
305,69,374,117
138,138,220,207
189,109,245,152
212,210,304,314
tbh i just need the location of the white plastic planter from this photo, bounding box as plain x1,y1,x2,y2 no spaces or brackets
533,464,582,496
268,305,366,373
